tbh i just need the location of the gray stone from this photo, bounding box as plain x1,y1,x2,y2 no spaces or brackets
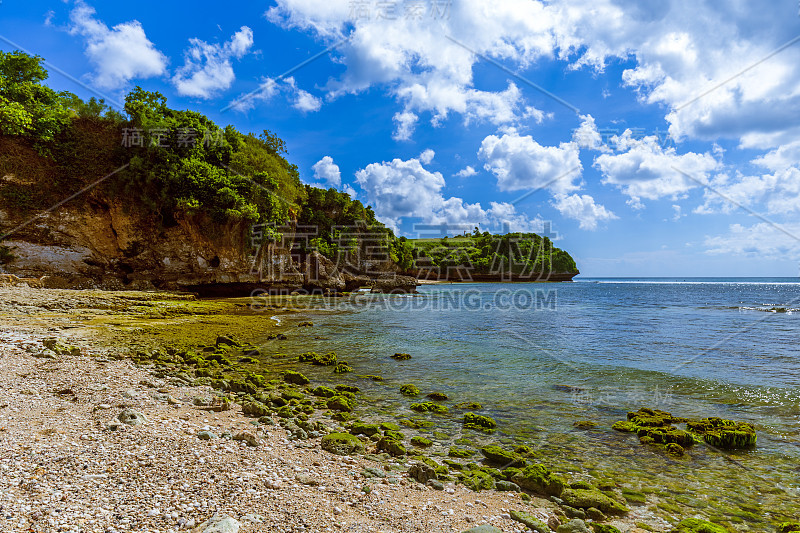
232,432,259,447
296,474,319,486
427,479,444,490
462,526,503,533
495,480,521,492
556,519,590,533
197,431,218,440
194,513,240,533
117,409,147,426
408,462,437,484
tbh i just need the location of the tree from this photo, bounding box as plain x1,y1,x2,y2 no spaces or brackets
0,50,71,141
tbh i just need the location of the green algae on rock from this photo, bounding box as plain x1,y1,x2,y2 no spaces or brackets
453,401,483,410
282,370,310,385
448,447,475,458
508,463,565,496
427,392,448,401
410,401,449,414
670,518,728,532
333,362,353,373
377,435,407,456
479,445,527,467
590,524,622,533
391,353,412,360
559,488,629,515
686,417,757,449
349,421,381,437
410,436,433,448
321,432,363,455
312,386,336,398
509,510,550,533
461,470,495,491
463,412,496,432
298,351,338,366
400,384,421,396
326,395,354,412
778,523,800,533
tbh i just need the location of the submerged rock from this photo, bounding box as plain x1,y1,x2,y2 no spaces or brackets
400,384,421,396
391,353,412,360
463,412,497,432
282,371,310,385
687,417,757,449
480,445,526,467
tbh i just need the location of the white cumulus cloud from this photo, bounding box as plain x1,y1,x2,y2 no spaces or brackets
354,154,541,233
551,194,618,230
68,0,168,89
594,130,720,208
173,26,254,98
478,131,582,195
311,156,342,188
455,166,477,178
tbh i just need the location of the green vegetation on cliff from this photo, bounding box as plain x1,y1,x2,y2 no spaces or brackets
409,229,578,277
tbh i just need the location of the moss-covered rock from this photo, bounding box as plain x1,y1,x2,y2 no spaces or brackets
670,518,728,533
380,422,400,431
299,351,338,366
350,421,381,437
326,395,354,412
510,464,565,496
454,401,483,410
636,426,695,447
591,524,621,533
333,362,353,373
463,412,497,432
335,384,360,393
687,417,757,449
383,430,405,441
778,522,800,533
480,445,527,467
312,386,336,398
281,389,305,401
321,432,363,455
377,436,406,456
448,447,475,458
427,392,448,401
410,401,449,414
410,436,433,448
509,510,550,533
612,421,639,432
560,488,629,515
391,353,412,360
666,443,685,457
461,470,495,491
241,401,270,417
283,370,310,385
621,488,646,505
400,384,421,396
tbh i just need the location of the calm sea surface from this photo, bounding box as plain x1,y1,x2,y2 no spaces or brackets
257,279,800,528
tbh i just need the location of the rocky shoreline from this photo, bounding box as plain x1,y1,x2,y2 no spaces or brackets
0,286,790,533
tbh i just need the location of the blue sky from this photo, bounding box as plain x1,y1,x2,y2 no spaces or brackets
2,0,800,276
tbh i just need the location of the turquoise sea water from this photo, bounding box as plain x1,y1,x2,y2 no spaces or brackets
258,279,800,528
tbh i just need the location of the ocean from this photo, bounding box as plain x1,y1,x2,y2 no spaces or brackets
258,279,800,528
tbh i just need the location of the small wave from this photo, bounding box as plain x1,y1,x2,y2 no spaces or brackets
270,315,282,325
739,306,798,314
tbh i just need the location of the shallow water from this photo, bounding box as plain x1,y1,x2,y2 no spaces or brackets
255,279,800,528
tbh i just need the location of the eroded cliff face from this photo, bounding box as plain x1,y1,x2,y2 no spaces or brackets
0,194,417,294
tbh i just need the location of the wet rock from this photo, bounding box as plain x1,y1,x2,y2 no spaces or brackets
463,412,497,432
427,479,444,490
427,392,448,401
410,436,433,448
215,335,240,348
377,436,406,457
590,524,621,533
391,353,411,360
117,409,147,426
400,384,420,396
461,471,495,492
